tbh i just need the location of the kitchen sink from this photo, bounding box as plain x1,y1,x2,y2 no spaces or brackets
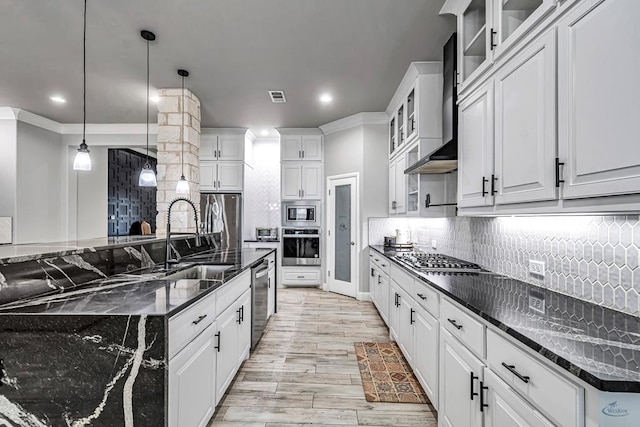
163,265,232,281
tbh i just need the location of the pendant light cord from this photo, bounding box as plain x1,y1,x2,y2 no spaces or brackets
181,75,185,177
82,0,87,145
145,37,150,163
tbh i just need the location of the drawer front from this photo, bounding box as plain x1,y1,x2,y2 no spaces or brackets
486,329,584,427
413,279,439,318
282,268,321,284
390,263,415,295
370,251,390,275
441,299,485,358
169,292,216,359
215,270,251,315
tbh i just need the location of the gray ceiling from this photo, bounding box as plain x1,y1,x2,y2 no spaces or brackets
0,1,454,129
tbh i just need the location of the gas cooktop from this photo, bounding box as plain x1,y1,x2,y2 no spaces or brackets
393,251,483,274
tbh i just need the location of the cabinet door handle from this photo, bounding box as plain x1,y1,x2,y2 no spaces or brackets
215,332,221,352
371,268,375,277
555,157,565,188
192,314,207,325
491,174,497,195
298,150,302,158
301,189,304,198
480,381,489,412
237,308,242,324
378,276,382,285
490,28,497,50
501,362,531,384
470,372,479,400
447,318,463,330
410,308,415,324
482,177,488,197
302,150,305,159
416,293,427,300
268,277,271,288
397,294,401,307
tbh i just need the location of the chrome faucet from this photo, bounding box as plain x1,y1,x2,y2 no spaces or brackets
165,197,201,270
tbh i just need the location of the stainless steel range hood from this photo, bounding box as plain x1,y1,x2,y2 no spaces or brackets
404,140,457,174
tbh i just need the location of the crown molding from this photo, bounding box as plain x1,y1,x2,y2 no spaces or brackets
319,112,388,135
0,107,18,120
275,127,323,136
60,123,158,135
14,109,63,133
245,129,257,143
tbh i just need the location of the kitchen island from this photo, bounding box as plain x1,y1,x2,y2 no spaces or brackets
0,242,275,427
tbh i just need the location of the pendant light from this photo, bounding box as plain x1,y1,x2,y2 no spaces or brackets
73,0,91,171
175,69,190,194
139,29,157,187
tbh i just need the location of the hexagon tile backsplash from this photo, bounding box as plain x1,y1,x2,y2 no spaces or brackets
369,215,640,317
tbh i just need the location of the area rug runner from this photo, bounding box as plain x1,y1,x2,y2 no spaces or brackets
354,342,428,403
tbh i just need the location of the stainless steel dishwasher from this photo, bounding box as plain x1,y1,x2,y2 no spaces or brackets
251,259,269,349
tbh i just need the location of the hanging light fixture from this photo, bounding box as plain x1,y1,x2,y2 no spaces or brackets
139,29,157,187
73,0,91,171
175,69,190,194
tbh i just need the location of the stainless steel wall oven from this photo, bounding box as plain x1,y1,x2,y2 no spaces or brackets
282,228,321,266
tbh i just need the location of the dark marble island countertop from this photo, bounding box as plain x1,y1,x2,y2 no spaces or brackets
370,245,640,393
0,247,274,317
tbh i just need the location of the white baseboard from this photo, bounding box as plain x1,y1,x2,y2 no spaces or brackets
356,292,371,302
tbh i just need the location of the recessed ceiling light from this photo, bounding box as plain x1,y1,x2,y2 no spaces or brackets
50,96,66,103
260,130,269,136
150,95,160,103
319,93,333,103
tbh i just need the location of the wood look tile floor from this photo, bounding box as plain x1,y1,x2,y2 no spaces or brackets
209,288,438,427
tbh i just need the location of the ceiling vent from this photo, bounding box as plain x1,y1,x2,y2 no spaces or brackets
268,90,286,103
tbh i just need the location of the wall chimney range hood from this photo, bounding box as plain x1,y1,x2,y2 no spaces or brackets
405,33,458,175
404,141,457,174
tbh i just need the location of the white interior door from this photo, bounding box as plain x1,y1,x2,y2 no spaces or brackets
327,175,358,298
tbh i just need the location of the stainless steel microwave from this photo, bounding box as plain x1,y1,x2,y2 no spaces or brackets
282,202,320,227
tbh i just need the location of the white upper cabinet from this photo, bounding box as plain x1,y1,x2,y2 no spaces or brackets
280,133,323,161
200,131,245,161
558,0,640,199
494,28,557,205
389,161,397,214
200,162,243,192
442,0,556,94
387,63,442,159
458,81,494,208
281,163,322,200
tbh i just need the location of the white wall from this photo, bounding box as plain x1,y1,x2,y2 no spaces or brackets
243,137,281,240
323,121,388,295
15,122,65,243
0,119,17,223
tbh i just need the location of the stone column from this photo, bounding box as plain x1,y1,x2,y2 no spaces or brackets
155,88,201,236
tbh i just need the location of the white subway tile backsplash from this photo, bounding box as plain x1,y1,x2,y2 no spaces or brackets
369,215,640,317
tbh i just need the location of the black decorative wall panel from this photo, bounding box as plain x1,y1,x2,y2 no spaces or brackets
107,149,157,236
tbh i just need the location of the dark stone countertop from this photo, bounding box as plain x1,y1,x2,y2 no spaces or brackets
370,245,640,393
0,248,274,317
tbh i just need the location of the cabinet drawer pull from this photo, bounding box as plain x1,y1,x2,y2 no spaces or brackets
480,381,489,411
470,372,479,400
447,318,462,330
381,263,387,267
215,332,221,352
192,314,207,325
297,275,305,279
501,362,531,384
416,293,427,300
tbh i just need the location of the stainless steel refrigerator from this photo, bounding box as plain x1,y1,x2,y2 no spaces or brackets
200,193,242,254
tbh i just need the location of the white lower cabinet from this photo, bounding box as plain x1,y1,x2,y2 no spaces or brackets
483,369,554,427
215,288,251,405
169,322,217,427
389,281,401,341
396,286,414,366
377,271,390,325
413,304,439,410
439,329,485,427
